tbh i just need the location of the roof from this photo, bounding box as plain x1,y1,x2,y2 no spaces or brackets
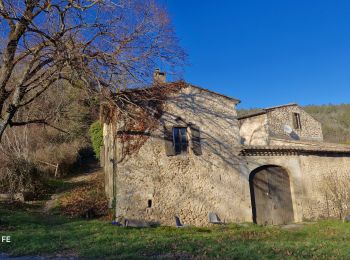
112,81,241,104
187,84,241,104
238,110,266,120
238,103,298,120
264,103,298,111
240,142,350,156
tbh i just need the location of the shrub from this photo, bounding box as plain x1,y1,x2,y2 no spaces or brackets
0,157,45,197
89,121,103,160
34,139,89,177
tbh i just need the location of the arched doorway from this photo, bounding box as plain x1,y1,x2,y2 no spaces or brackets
249,165,294,225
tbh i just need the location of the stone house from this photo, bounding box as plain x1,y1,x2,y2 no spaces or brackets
239,103,323,146
102,71,350,226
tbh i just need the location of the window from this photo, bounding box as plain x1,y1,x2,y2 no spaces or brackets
173,127,188,154
293,113,301,129
147,200,152,208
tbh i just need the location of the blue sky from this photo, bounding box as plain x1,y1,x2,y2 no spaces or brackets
162,1,350,108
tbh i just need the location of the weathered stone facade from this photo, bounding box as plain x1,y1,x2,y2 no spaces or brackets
239,104,323,146
103,82,350,226
103,84,247,226
299,155,350,219
239,150,350,223
268,105,323,142
239,114,269,146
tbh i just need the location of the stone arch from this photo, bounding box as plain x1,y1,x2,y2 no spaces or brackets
249,165,294,225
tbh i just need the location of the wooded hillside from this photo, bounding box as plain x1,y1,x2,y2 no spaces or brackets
238,104,350,144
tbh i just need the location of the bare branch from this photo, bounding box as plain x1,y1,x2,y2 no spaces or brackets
9,119,69,133
0,0,185,140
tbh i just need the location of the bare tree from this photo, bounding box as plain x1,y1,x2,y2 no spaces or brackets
0,0,185,141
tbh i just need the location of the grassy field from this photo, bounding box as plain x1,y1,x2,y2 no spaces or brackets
1,204,350,259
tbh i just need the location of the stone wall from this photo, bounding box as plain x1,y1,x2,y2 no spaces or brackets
103,123,115,207
240,153,350,223
267,105,323,142
107,85,253,226
239,105,323,146
299,154,350,220
103,88,350,226
239,114,269,145
239,155,305,222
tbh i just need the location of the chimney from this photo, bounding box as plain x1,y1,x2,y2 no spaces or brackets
153,68,166,84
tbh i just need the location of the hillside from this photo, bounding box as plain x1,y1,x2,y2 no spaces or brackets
238,104,350,144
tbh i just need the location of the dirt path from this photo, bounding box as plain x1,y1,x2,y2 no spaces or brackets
43,168,102,213
1,163,103,259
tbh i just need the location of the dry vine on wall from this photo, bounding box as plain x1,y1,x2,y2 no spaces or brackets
101,82,186,162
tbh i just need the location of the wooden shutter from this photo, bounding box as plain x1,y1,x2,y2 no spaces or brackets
190,124,202,156
292,113,297,129
292,113,301,129
164,126,175,156
297,114,302,129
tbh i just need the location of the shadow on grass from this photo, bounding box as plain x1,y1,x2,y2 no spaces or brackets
1,204,350,259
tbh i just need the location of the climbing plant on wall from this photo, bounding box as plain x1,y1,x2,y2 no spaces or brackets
101,82,187,162
89,122,103,160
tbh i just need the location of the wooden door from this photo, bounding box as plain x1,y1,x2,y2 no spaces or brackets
250,166,294,225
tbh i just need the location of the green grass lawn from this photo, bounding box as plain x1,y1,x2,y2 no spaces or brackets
1,204,350,259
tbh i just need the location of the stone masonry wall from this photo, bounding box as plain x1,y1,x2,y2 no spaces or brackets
112,85,253,226
239,114,269,146
267,105,323,142
240,154,350,223
103,123,115,207
104,89,350,226
299,154,350,220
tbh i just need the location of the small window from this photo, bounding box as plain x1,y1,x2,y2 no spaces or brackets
173,127,188,154
147,200,152,208
293,113,301,129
